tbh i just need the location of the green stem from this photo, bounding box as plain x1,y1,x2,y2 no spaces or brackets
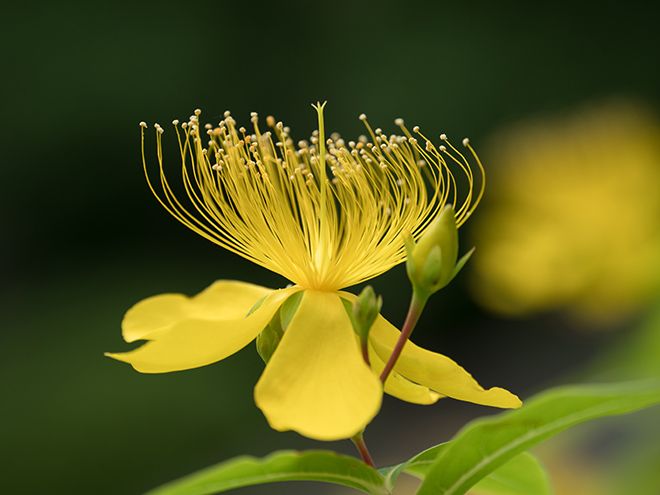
351,431,375,467
380,290,428,383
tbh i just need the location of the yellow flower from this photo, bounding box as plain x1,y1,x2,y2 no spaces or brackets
470,101,660,322
107,104,520,441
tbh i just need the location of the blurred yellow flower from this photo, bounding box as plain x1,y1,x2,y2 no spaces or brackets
107,104,520,441
470,101,660,322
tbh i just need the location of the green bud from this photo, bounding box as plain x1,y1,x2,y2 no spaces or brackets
406,205,472,297
350,286,383,342
256,291,303,364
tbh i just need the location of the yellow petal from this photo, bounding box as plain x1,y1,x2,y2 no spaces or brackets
106,286,297,373
122,294,190,343
190,281,273,319
368,344,442,405
122,281,272,342
254,291,382,441
369,315,522,409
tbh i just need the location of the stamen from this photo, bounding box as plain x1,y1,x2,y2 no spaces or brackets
139,105,485,291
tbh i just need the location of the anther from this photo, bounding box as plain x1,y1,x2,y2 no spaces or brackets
439,145,447,152
462,137,470,147
413,126,420,133
139,121,147,128
440,133,447,140
359,113,367,121
194,108,202,116
394,118,404,126
172,119,179,126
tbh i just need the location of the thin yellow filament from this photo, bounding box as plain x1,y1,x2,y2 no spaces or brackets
139,107,484,291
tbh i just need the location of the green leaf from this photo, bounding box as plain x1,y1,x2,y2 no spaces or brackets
417,380,660,495
470,453,552,495
380,443,446,490
382,447,550,495
145,450,388,495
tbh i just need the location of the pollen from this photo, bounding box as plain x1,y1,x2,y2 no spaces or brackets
139,103,484,291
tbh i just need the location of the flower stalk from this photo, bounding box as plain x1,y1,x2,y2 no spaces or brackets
380,290,427,383
350,432,375,468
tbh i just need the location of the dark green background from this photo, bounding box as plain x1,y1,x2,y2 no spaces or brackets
2,1,659,494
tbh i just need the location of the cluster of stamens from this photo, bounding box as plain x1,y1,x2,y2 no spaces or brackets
139,105,483,290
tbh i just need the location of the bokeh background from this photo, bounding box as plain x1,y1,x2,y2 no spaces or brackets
2,1,659,494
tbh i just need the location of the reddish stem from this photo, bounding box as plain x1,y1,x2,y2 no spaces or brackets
360,340,371,367
351,432,375,467
379,292,427,384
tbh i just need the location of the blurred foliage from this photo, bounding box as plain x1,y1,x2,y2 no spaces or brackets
470,101,660,322
534,301,660,495
3,0,660,494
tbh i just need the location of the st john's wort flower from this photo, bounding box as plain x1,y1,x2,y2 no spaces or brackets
106,104,520,441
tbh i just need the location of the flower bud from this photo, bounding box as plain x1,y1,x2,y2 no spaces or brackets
406,205,473,298
351,286,383,342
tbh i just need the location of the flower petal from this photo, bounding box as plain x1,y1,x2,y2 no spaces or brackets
190,281,273,319
122,281,272,343
106,286,297,373
368,344,442,405
369,315,522,409
122,294,190,343
254,291,382,441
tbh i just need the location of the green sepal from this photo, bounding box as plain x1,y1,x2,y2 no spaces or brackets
256,291,303,364
246,295,267,316
403,232,417,282
450,246,475,282
256,319,284,364
279,291,303,330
